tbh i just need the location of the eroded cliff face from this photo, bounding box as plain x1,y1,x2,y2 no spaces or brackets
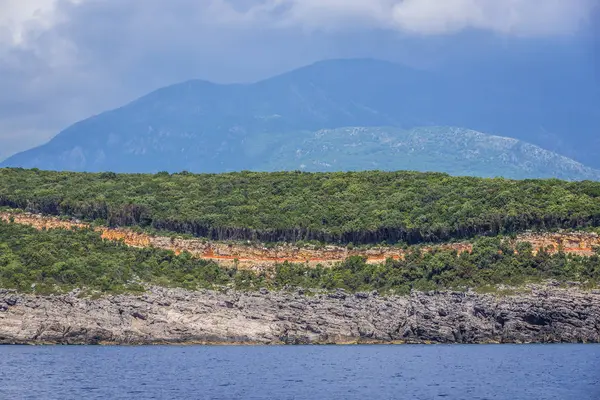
1,211,599,271
0,286,598,345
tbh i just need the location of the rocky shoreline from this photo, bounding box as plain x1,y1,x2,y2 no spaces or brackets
1,286,599,345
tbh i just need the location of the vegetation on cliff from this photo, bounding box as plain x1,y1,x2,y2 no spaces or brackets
1,168,600,245
1,220,598,294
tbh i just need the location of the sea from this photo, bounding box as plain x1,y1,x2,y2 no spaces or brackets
0,344,598,399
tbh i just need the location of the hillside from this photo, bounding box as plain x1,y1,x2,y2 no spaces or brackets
2,169,600,245
2,59,599,176
258,127,600,180
2,170,600,345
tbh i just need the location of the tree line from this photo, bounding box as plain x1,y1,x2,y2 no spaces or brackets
1,168,600,245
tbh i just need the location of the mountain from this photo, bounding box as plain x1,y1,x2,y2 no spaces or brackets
2,58,599,176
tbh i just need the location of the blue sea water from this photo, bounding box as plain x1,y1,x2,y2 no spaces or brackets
0,345,598,399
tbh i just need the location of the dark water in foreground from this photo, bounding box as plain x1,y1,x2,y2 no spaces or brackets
0,345,598,399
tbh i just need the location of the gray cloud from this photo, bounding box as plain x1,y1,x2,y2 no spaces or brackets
0,0,597,160
247,0,595,36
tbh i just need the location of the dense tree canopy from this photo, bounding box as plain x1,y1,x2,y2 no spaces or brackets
1,168,600,244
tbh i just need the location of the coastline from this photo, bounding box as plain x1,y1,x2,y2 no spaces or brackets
1,286,599,345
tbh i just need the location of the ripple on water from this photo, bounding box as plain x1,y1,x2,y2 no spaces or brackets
0,344,598,400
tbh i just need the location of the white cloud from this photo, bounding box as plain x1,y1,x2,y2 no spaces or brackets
389,0,594,36
0,0,65,45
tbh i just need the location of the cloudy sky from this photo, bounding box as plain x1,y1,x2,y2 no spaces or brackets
0,0,598,160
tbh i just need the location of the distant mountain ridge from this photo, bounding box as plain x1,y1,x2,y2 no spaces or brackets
2,58,599,178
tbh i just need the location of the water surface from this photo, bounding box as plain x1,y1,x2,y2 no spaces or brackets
0,345,598,399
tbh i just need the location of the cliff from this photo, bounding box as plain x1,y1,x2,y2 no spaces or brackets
1,211,599,271
1,286,598,345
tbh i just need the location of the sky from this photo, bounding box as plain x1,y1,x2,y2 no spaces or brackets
0,0,598,161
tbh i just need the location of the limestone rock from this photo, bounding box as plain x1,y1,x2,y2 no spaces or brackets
0,286,598,345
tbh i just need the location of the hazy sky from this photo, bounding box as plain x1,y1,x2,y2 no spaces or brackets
0,0,598,160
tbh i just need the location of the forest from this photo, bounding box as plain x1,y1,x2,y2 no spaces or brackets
1,168,600,245
1,220,598,294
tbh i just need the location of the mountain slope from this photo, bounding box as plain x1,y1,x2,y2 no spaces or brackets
2,58,599,175
258,127,600,180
